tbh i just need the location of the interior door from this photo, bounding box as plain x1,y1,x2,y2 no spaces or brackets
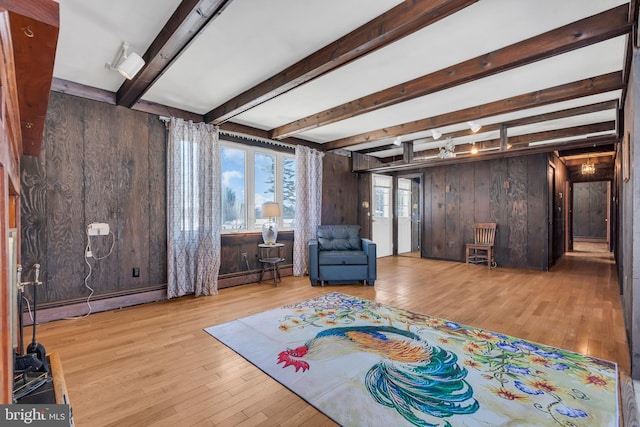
411,178,421,252
372,174,393,257
397,178,412,254
548,166,555,269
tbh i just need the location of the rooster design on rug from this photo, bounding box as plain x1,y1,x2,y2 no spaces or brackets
277,325,479,426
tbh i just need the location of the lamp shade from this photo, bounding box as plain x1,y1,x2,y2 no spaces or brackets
262,202,281,218
118,52,145,80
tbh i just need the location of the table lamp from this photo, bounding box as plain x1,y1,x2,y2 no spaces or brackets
261,202,281,245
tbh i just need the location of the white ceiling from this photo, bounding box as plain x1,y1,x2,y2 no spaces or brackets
52,0,631,167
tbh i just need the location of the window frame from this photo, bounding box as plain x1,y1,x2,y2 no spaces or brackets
220,138,295,234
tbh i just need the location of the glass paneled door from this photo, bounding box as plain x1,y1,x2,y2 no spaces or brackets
397,178,412,254
372,174,393,257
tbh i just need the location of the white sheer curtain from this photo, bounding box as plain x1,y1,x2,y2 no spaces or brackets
293,145,324,276
167,118,221,298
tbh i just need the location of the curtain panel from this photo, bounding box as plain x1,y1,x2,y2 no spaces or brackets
293,145,324,276
167,118,221,298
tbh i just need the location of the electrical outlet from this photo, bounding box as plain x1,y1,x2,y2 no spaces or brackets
132,267,140,277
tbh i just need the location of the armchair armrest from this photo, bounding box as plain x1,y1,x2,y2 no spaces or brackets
308,239,319,284
361,238,377,281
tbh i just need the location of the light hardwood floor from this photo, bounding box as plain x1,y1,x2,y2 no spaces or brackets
31,250,629,426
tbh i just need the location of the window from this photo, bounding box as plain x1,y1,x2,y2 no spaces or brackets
254,152,275,228
282,158,295,228
397,179,411,218
180,139,201,231
374,175,391,218
221,146,246,230
220,140,295,233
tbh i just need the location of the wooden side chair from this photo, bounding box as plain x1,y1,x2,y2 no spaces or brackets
465,223,497,269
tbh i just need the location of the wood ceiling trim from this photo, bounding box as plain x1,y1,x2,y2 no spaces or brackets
506,121,615,146
356,135,617,173
564,156,614,166
116,0,235,107
409,122,615,158
500,100,618,128
271,4,631,140
203,0,478,125
356,100,617,155
323,71,624,151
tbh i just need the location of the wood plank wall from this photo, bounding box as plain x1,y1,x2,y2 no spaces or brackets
20,92,167,306
549,154,568,267
357,172,372,239
620,48,637,379
321,152,358,225
420,154,551,269
20,92,359,306
573,181,608,239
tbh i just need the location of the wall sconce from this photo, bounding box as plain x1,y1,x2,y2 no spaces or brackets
105,41,145,80
470,142,478,154
431,129,442,140
467,121,482,133
393,136,402,146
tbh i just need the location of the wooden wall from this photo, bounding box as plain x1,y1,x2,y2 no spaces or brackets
550,153,568,267
357,172,372,239
21,92,167,306
321,152,359,225
20,92,359,305
420,154,550,269
620,47,638,379
573,181,608,240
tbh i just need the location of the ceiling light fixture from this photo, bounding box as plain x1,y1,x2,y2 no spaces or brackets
470,142,478,155
437,137,456,159
105,41,145,80
393,136,402,146
467,121,482,133
581,158,596,175
431,129,442,140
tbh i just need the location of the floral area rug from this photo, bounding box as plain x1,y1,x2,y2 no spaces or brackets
204,292,618,426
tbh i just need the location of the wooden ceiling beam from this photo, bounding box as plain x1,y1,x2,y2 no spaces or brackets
410,122,615,158
204,0,478,124
272,4,630,139
505,121,615,147
564,155,614,166
324,71,624,151
559,144,617,157
356,135,617,173
501,100,618,128
355,100,618,156
116,0,234,107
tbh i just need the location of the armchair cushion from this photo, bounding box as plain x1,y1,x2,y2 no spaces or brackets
319,250,368,265
317,225,362,251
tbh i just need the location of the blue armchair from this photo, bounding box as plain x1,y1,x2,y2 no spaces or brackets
308,225,376,286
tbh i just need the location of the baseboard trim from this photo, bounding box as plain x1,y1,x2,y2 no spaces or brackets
24,267,293,323
573,237,608,243
23,289,167,325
